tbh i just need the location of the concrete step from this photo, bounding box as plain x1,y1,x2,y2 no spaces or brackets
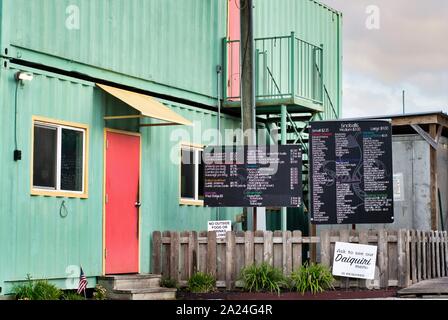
98,273,161,291
107,287,177,300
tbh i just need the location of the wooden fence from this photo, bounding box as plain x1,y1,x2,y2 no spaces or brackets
152,229,448,289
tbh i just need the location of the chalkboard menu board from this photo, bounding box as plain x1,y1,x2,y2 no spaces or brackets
309,120,394,225
204,145,302,207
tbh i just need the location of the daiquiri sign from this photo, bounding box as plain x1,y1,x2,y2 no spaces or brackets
332,242,378,280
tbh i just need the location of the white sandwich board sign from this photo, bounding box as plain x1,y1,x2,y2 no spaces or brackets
332,242,377,280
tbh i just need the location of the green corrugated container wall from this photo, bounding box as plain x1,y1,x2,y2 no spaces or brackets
0,0,342,293
2,0,341,116
0,61,241,293
1,0,227,106
254,0,342,119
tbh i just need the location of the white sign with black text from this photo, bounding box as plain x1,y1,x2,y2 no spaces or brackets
332,242,377,280
207,220,232,239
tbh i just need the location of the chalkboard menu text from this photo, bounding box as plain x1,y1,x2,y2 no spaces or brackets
204,145,302,207
309,120,394,224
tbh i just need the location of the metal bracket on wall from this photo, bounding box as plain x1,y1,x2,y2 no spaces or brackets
410,124,440,150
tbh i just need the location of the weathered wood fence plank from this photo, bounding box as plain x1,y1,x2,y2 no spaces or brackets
181,231,189,280
422,230,427,280
436,231,441,278
378,229,389,288
170,231,180,282
162,231,171,277
320,230,330,267
292,230,302,271
444,231,448,276
226,231,235,290
264,231,273,266
358,230,369,289
431,231,435,278
410,230,417,284
441,231,446,277
244,231,254,267
405,230,411,286
152,231,162,274
416,230,422,282
282,231,292,276
339,229,350,290
207,231,217,277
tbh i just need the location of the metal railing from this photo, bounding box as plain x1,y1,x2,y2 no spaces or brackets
223,32,324,105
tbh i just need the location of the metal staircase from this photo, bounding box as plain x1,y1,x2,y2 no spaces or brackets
263,83,337,230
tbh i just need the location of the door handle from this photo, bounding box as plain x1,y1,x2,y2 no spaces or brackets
135,201,141,208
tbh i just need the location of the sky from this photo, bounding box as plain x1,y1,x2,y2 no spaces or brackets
319,0,448,118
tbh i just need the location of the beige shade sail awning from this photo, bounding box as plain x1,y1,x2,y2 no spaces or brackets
97,83,192,127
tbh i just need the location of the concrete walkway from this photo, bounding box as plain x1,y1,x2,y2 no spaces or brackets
398,277,448,297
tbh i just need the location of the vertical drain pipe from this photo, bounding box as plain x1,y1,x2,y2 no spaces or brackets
281,104,287,231
216,65,222,221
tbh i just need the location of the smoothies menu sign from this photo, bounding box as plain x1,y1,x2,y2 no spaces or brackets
309,120,394,225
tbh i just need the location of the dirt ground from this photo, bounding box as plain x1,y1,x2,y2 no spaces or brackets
177,288,398,300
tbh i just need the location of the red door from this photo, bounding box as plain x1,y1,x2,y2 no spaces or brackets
227,0,240,99
105,131,140,274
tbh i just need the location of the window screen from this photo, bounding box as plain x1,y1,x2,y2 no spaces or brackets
61,128,83,191
181,149,195,198
33,125,57,189
198,150,204,200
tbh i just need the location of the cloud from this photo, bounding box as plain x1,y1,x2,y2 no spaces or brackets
342,73,446,118
320,0,448,116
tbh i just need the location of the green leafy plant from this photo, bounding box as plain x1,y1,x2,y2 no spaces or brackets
93,284,107,300
240,263,286,295
160,276,179,289
187,272,216,293
290,262,335,294
62,291,85,300
12,275,62,300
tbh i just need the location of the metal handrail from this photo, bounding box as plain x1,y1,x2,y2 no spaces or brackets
266,66,281,94
224,33,324,106
314,62,338,119
286,111,309,155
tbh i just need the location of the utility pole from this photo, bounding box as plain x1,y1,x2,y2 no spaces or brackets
281,105,287,231
240,0,257,230
402,90,406,115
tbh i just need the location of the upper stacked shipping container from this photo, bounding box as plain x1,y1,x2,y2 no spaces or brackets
1,0,226,105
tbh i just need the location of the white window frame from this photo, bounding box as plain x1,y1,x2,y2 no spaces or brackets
179,143,204,206
31,118,88,198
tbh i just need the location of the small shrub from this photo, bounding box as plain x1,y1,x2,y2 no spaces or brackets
240,263,285,295
160,277,178,289
63,291,85,300
290,262,335,294
93,284,107,300
187,272,216,293
12,275,34,300
12,275,62,300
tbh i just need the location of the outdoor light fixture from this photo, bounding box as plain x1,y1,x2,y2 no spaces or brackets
15,71,33,82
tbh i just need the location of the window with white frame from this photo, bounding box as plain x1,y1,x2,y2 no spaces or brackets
32,119,87,196
180,144,204,203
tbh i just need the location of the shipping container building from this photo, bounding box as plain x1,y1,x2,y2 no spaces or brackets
0,0,342,294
